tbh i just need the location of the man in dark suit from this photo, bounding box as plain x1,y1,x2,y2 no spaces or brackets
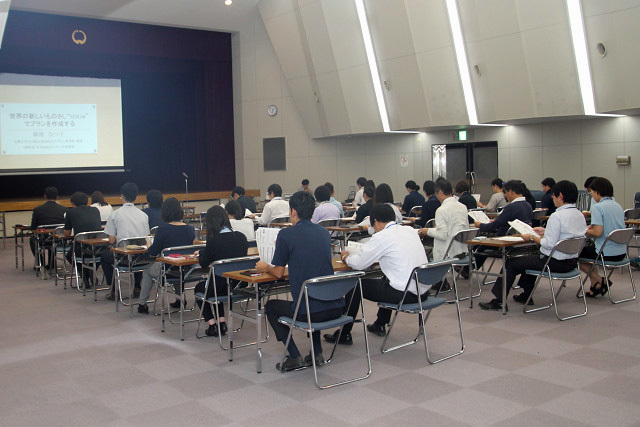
231,186,257,214
29,186,68,267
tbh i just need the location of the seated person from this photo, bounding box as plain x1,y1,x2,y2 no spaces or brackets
479,180,587,311
354,185,375,224
101,183,150,300
523,183,537,211
455,180,478,211
372,183,403,224
138,197,195,314
63,192,102,288
225,199,255,240
324,182,344,217
418,178,468,261
90,190,113,222
401,180,425,216
324,203,429,344
540,177,556,215
142,189,164,229
414,180,440,227
257,191,340,371
195,206,248,336
298,178,311,193
578,177,626,297
352,177,367,207
30,186,68,267
231,186,257,214
472,180,534,271
478,178,507,212
250,183,289,226
311,185,340,224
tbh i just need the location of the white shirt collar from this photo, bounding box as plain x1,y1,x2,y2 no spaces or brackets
512,196,526,203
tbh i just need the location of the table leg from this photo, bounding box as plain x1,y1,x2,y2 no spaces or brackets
179,265,184,341
129,256,134,318
501,248,507,315
228,279,234,362
256,291,262,373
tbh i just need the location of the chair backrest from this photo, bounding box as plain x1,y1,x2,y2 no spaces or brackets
74,230,108,242
548,236,586,260
603,228,635,246
210,255,260,276
150,226,159,235
160,243,205,258
117,236,148,248
409,206,422,216
269,216,290,226
624,208,640,220
317,219,341,228
413,259,458,288
532,208,548,220
635,192,640,209
247,239,257,248
303,271,365,301
443,228,478,258
53,226,66,237
37,223,64,230
424,218,436,228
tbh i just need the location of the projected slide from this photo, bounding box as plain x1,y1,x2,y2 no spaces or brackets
1,103,98,155
0,73,125,175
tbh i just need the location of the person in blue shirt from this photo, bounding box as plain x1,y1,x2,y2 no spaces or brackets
402,180,425,216
142,189,164,229
324,182,344,217
480,181,587,311
257,191,341,372
578,177,626,297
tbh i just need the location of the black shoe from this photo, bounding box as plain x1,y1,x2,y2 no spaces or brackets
304,352,325,367
366,323,386,337
205,322,227,337
105,293,115,301
513,293,533,305
138,304,149,314
460,266,470,280
83,277,93,290
479,298,507,311
133,288,141,298
276,355,304,372
323,330,353,345
169,298,184,309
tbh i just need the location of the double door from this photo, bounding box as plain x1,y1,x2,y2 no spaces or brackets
432,141,498,203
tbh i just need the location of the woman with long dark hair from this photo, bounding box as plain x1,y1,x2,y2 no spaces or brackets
195,205,248,336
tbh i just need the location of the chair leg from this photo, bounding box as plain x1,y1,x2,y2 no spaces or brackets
607,265,637,304
380,307,421,354
425,285,465,364
552,278,587,321
524,275,554,314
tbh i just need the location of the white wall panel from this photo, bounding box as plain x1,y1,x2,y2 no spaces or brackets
406,0,452,52
339,65,383,134
287,76,324,137
458,0,520,42
542,120,581,147
299,1,336,75
542,145,582,183
365,0,415,61
255,39,282,100
322,0,367,70
509,124,542,148
262,11,310,80
508,146,543,185
315,71,351,135
581,117,624,144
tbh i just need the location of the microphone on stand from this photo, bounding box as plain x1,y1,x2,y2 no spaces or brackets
182,172,189,206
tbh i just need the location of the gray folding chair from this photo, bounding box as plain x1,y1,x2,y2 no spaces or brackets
409,206,422,217
114,237,155,315
277,271,370,389
578,228,637,304
439,228,481,306
195,255,261,349
51,226,73,287
523,236,587,320
378,259,464,364
73,231,109,297
268,216,290,227
624,208,640,256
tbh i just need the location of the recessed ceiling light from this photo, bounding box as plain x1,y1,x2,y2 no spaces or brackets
225,0,232,5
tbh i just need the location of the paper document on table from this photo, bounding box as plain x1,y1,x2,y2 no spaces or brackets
468,210,491,224
507,219,540,237
255,227,280,264
346,241,365,254
495,236,526,242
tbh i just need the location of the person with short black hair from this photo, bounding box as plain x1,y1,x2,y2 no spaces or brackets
257,191,340,371
225,199,255,240
354,185,375,224
29,186,68,266
371,183,403,224
101,182,150,300
298,178,311,193
311,185,340,223
540,177,557,216
455,180,478,211
231,186,257,214
251,183,289,225
578,177,626,297
194,206,248,335
90,190,113,221
352,177,367,207
324,182,344,217
402,180,426,216
414,180,440,227
137,197,195,313
142,189,164,229
325,203,429,344
63,192,102,289
480,180,587,311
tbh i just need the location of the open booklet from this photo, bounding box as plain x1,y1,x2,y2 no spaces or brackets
507,219,540,237
467,210,491,224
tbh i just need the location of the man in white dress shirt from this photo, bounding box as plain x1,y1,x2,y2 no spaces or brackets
324,203,429,344
352,177,367,207
251,183,290,226
418,178,468,261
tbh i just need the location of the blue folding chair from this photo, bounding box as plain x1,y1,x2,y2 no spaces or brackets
379,259,464,364
195,255,261,349
523,236,587,321
277,271,370,389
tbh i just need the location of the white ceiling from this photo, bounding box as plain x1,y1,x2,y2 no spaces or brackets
10,0,261,33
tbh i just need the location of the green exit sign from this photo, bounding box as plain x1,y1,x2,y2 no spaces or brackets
458,130,467,141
